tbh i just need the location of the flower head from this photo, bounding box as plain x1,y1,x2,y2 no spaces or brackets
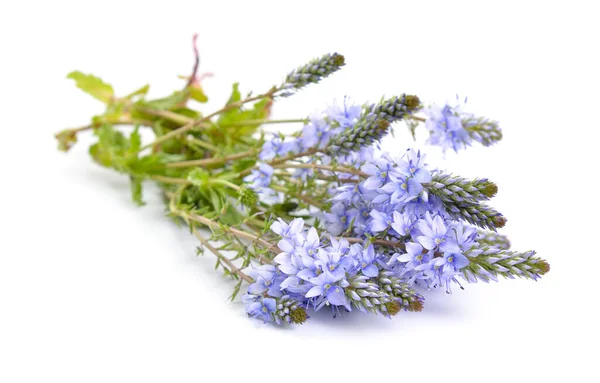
243,163,273,191
246,297,277,323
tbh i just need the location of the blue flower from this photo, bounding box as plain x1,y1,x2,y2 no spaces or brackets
415,213,461,253
394,149,432,183
390,210,415,237
362,156,394,189
247,265,284,297
306,271,351,309
301,118,332,150
355,243,379,277
297,227,321,258
246,297,277,323
395,242,432,272
424,100,472,152
323,202,353,236
347,205,371,235
259,134,299,160
379,173,423,205
451,223,477,251
271,217,304,239
314,246,351,281
243,163,273,190
274,235,305,275
433,252,470,274
369,209,394,233
325,97,362,129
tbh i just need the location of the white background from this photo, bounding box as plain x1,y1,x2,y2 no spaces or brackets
1,1,598,382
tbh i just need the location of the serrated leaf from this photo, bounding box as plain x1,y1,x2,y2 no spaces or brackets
67,71,114,103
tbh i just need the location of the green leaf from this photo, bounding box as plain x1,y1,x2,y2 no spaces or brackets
67,71,114,103
225,83,241,105
88,124,141,173
55,129,78,152
129,126,141,153
141,91,187,110
189,86,208,103
130,176,145,206
187,168,211,187
216,83,272,138
125,84,150,100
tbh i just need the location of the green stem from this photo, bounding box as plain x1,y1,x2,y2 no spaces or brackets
139,88,278,152
272,163,368,178
187,137,219,153
270,184,324,208
211,179,241,191
191,227,254,283
220,118,307,127
177,210,277,260
61,118,155,135
164,150,257,169
268,148,320,166
237,148,320,178
150,175,191,185
408,115,426,122
138,108,195,125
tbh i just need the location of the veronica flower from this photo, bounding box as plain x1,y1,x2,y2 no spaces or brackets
297,227,321,258
271,217,304,239
274,234,305,275
424,100,471,152
450,223,477,251
314,247,351,281
306,271,350,309
396,242,432,272
391,210,415,237
301,118,332,149
327,237,351,260
339,146,375,169
325,97,362,129
246,298,277,323
260,134,299,160
243,163,274,190
247,265,283,297
292,166,314,181
347,205,371,235
379,173,423,205
394,149,432,183
362,157,395,189
415,213,461,253
369,209,394,233
323,202,353,236
433,252,470,274
356,243,379,277
331,183,377,208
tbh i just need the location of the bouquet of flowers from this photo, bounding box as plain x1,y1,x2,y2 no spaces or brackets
56,37,549,325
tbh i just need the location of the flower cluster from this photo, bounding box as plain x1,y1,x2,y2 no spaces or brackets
243,217,425,321
279,53,345,97
62,45,549,327
423,97,503,152
323,147,513,293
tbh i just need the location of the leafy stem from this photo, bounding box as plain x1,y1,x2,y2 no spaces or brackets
191,227,254,283
139,87,279,152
